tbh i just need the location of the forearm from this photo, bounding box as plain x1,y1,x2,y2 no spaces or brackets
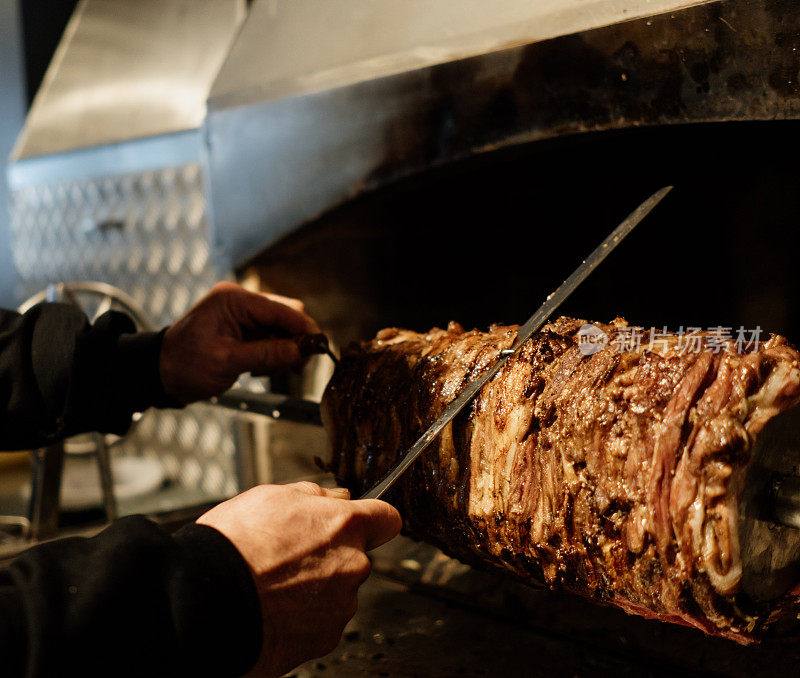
0,304,177,450
0,516,262,677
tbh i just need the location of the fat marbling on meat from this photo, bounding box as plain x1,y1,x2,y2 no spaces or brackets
322,317,800,643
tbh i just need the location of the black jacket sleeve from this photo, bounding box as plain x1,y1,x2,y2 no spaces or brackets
0,302,180,451
0,516,262,677
0,303,264,676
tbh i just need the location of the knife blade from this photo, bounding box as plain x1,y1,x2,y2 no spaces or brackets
359,186,673,500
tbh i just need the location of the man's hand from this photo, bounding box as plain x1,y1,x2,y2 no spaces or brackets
197,482,402,678
159,282,321,403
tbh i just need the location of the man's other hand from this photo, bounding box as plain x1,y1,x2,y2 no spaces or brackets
159,282,321,403
197,482,402,678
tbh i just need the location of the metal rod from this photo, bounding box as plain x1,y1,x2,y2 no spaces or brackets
28,443,65,541
209,387,800,535
211,389,322,426
94,433,118,522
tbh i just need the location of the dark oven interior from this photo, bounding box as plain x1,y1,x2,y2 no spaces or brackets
244,120,800,354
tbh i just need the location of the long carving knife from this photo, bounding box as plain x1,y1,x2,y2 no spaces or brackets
359,186,673,500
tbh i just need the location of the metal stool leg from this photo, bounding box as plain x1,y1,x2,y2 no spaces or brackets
94,433,118,522
28,443,65,541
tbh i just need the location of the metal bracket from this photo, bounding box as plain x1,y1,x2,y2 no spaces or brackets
210,388,322,426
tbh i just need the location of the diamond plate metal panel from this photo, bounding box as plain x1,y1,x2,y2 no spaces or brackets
9,163,239,507
10,164,217,327
116,404,239,501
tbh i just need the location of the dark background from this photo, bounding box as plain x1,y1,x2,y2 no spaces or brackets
251,120,800,348
19,0,80,106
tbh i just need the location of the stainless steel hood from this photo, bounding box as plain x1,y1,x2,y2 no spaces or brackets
208,0,715,109
205,0,800,270
9,0,245,188
13,0,245,160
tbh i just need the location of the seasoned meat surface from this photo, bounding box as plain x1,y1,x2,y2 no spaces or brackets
322,318,800,643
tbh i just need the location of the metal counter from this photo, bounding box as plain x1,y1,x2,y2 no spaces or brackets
291,537,800,677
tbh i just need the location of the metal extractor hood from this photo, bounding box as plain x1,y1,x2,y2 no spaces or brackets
205,0,800,269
